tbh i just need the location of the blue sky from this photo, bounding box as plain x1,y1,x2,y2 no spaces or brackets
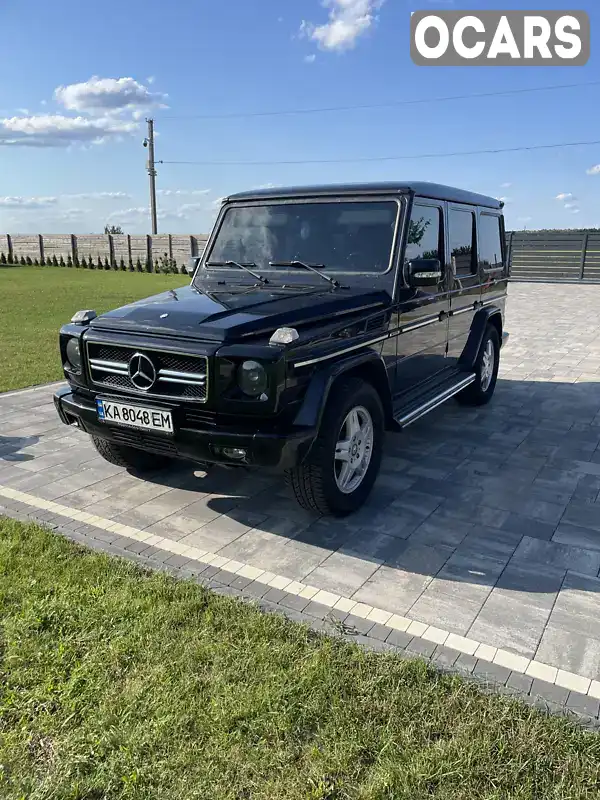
0,0,598,234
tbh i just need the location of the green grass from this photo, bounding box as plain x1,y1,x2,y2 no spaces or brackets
0,267,189,393
1,519,599,799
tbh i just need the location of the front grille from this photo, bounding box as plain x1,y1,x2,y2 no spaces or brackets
86,341,208,402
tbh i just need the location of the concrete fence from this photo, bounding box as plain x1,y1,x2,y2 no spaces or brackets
0,233,209,271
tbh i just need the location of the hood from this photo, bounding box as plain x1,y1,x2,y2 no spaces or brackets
89,282,390,342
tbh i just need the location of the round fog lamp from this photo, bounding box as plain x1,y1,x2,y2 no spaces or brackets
66,338,82,372
238,360,267,397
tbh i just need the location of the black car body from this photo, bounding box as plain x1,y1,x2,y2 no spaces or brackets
55,182,508,515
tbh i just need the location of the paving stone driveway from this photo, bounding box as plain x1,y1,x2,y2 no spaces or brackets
3,283,600,682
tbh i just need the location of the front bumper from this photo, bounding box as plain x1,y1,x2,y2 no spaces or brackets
54,387,315,470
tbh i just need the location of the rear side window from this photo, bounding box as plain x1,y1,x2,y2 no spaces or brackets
449,208,477,276
405,204,443,262
478,214,504,271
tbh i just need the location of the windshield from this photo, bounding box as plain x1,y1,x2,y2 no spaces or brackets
203,200,399,275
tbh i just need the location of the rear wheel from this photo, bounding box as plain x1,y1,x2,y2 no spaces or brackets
91,435,172,473
285,377,384,516
456,324,500,406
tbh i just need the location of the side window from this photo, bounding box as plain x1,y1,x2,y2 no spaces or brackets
405,204,443,263
449,208,476,276
478,214,504,271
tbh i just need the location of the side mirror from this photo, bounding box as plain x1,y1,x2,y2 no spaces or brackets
407,258,442,288
186,257,201,275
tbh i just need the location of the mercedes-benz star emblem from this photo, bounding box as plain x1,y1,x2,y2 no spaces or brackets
128,353,156,391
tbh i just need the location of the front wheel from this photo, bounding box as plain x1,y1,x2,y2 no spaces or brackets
285,377,384,516
456,324,500,406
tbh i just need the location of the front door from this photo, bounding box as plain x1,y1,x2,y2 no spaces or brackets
446,205,481,365
393,200,449,396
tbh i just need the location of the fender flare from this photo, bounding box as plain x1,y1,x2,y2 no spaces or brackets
458,306,503,371
292,350,392,431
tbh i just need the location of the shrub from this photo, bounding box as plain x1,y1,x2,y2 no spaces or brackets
128,259,135,272
26,256,32,266
60,256,66,267
157,254,179,274
136,258,143,272
67,255,73,268
120,258,126,271
52,255,59,267
0,252,6,264
39,256,46,266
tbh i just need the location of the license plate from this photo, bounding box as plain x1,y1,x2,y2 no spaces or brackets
96,399,173,434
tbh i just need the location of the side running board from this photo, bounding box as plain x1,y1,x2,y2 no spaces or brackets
394,373,476,429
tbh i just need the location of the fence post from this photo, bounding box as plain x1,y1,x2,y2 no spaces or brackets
168,234,173,261
38,234,44,265
7,233,13,264
127,234,132,268
71,234,78,265
580,233,589,280
147,235,152,271
108,234,115,267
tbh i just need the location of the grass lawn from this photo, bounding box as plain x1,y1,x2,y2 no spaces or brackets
1,519,599,799
0,266,189,393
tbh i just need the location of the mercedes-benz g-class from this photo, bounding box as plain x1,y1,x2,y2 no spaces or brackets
54,182,509,516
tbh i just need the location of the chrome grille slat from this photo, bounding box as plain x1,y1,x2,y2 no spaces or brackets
86,341,208,402
89,359,129,375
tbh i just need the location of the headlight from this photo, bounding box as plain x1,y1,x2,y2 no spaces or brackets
65,338,82,372
237,360,267,397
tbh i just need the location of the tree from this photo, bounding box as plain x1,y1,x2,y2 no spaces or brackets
104,224,124,235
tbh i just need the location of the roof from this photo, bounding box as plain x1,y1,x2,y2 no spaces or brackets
225,182,502,210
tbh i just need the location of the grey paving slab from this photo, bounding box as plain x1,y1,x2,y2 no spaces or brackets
512,536,600,577
468,592,553,659
304,551,380,596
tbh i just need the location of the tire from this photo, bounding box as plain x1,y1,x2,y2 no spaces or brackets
456,324,500,407
91,435,172,473
285,377,384,517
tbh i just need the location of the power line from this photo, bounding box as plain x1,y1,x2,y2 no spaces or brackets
158,138,600,167
159,80,600,121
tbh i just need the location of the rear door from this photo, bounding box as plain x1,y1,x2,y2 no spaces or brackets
446,204,481,365
393,199,449,395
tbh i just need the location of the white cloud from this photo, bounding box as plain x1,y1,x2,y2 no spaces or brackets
304,54,317,63
564,202,578,209
66,191,131,200
109,206,189,222
555,192,575,201
156,188,211,197
0,113,137,147
517,216,532,222
300,0,384,52
570,208,581,214
0,196,57,208
55,76,167,116
177,203,205,214
587,165,600,176
146,76,156,85
500,182,512,188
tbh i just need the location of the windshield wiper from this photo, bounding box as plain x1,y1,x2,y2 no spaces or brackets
268,260,340,288
205,260,269,284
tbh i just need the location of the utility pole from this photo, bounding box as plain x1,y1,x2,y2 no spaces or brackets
144,118,158,234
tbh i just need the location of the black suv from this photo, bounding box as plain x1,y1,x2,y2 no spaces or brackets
54,182,508,516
